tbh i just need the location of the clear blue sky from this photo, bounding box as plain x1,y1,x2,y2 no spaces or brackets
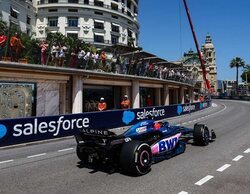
138,0,250,81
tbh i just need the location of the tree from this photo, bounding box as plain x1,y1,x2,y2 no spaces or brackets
230,57,245,94
241,64,250,83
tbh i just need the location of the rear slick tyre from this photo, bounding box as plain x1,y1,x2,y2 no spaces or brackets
120,141,152,176
76,146,88,163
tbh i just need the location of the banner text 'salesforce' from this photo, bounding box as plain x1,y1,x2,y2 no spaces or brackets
13,116,90,137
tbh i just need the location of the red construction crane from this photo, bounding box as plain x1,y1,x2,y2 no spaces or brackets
183,0,211,92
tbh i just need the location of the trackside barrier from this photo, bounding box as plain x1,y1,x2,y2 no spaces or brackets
0,101,211,147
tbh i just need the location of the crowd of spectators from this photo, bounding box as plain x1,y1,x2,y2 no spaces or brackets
0,31,195,86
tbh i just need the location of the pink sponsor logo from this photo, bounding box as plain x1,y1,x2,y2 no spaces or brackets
151,133,181,155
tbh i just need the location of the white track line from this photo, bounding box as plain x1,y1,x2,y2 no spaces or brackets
0,159,14,164
178,191,188,194
232,155,244,161
27,153,47,159
58,148,74,152
216,164,231,172
195,175,214,186
243,148,250,153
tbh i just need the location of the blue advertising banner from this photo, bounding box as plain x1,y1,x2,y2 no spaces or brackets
0,101,210,147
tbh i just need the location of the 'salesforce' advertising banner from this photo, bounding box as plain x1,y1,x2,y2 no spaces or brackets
0,101,210,147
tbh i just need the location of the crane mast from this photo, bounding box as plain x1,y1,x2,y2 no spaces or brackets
182,0,211,92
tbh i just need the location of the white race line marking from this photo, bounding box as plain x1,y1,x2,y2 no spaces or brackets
217,164,231,172
176,124,180,126
195,175,214,186
193,119,197,122
178,191,188,194
27,153,47,159
0,159,14,164
232,155,244,161
182,122,187,125
243,148,250,153
58,148,74,152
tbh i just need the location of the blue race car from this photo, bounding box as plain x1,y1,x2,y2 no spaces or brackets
75,120,216,176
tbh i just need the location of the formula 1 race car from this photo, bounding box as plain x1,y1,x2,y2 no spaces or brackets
75,120,216,176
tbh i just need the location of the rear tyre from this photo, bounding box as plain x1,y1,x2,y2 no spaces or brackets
76,146,88,163
120,141,152,176
193,124,210,146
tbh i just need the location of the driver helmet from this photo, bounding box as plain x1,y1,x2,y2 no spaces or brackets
100,97,104,102
154,122,161,130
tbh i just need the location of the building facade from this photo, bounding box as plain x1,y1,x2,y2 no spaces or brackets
36,0,139,48
182,34,218,94
1,0,139,48
0,0,36,36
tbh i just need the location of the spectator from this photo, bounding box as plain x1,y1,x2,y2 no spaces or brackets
101,51,107,67
0,31,7,61
58,44,67,67
69,48,78,68
51,42,59,66
121,95,131,109
78,48,85,68
199,94,204,102
98,97,107,111
146,94,153,107
39,39,49,65
185,94,190,103
10,32,25,62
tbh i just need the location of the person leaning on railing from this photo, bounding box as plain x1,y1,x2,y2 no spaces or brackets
10,32,25,62
0,31,7,61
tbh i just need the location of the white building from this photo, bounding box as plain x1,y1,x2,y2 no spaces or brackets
1,0,139,49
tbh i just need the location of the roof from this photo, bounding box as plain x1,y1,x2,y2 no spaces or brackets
101,44,142,54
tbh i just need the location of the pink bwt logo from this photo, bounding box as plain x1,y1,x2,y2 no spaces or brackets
151,133,181,155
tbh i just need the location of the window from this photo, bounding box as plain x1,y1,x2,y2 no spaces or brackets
26,16,31,25
112,15,118,19
127,11,132,17
111,3,118,11
95,11,103,15
84,0,89,4
127,29,132,37
48,0,58,3
111,35,119,45
94,20,104,29
94,0,104,7
68,17,78,27
68,9,78,12
26,28,31,36
68,0,78,3
127,0,131,9
48,17,58,27
49,9,58,12
94,34,104,43
10,7,19,19
111,23,119,33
